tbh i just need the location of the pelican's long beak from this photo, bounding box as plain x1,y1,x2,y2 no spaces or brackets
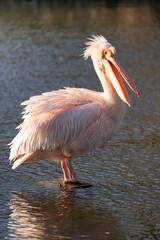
102,56,140,107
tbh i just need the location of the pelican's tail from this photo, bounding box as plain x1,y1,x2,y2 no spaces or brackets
11,152,34,169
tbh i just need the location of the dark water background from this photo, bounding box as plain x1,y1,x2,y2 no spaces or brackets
0,0,159,239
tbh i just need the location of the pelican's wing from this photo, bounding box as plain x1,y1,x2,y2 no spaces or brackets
9,88,103,161
22,87,102,116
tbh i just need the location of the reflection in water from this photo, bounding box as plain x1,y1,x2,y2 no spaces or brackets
8,191,125,240
0,1,159,35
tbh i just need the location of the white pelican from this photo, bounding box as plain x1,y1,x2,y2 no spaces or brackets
9,35,139,187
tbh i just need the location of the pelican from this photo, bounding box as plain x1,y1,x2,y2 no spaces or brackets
9,35,139,187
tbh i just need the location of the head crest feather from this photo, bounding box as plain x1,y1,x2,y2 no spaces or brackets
83,35,115,60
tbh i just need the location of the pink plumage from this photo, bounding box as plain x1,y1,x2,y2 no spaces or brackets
9,36,139,186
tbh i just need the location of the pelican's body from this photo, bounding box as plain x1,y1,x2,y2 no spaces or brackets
9,36,139,185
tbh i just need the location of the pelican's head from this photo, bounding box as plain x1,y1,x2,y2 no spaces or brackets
84,35,140,106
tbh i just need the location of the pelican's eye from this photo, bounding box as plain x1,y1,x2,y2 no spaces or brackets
102,50,113,59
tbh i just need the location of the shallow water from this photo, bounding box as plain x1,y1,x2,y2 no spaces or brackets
0,0,159,239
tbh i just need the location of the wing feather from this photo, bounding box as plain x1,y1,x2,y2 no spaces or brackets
22,87,102,115
9,88,103,161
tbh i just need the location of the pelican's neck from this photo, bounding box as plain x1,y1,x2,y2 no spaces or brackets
93,61,126,114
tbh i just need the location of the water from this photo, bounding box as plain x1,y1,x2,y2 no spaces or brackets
0,0,159,239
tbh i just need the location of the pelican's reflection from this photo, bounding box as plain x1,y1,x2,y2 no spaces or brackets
8,190,125,239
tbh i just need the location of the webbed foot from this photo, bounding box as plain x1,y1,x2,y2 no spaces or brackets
58,180,93,189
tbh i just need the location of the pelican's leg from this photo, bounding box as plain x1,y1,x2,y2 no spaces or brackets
61,158,92,188
61,158,77,182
